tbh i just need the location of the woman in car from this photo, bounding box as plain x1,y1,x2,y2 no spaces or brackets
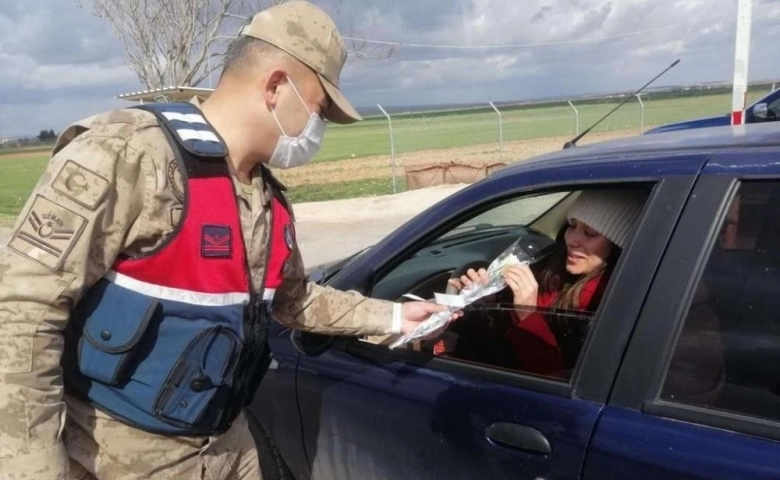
443,188,648,377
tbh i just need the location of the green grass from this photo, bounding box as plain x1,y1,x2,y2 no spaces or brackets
0,155,48,225
286,177,408,203
0,145,52,157
0,87,773,222
315,89,773,162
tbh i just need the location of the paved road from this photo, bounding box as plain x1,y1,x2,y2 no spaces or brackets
0,185,465,269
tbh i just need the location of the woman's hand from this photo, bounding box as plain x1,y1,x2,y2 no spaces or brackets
447,267,489,292
504,264,538,308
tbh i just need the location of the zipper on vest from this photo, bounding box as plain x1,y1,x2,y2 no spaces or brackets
259,184,275,300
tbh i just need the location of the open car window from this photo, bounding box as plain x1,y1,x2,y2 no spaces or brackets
369,191,574,303
437,192,570,241
362,302,595,383
435,303,594,382
358,182,653,385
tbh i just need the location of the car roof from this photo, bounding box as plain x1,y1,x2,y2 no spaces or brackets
492,123,780,179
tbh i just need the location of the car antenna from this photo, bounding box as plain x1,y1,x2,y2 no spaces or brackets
563,59,681,149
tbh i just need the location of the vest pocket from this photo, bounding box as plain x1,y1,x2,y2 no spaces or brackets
154,326,241,427
76,282,159,385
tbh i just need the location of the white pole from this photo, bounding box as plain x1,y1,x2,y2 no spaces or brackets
636,94,645,133
489,101,503,161
377,104,397,193
773,82,777,92
731,0,753,125
567,100,579,134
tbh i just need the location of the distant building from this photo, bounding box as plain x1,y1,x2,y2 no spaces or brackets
116,86,214,104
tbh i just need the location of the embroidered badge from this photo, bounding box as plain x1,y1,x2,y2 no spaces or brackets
9,195,86,271
167,160,185,203
202,225,231,258
51,160,109,210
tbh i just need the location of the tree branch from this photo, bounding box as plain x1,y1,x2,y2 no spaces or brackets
73,0,397,89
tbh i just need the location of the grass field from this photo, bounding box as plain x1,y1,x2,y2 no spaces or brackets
0,87,773,224
286,177,408,203
313,88,772,162
0,154,47,224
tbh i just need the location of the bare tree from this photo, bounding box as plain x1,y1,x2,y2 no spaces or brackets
75,0,394,90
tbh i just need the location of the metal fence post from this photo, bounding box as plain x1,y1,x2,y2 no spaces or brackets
377,104,397,193
567,100,579,135
636,94,645,133
489,102,503,161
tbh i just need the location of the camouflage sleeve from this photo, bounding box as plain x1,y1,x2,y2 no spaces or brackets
272,239,396,337
0,114,170,479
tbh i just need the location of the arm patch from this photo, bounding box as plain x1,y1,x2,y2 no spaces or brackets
8,195,86,271
52,160,110,210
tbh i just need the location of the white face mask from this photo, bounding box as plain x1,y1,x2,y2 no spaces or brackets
268,77,326,169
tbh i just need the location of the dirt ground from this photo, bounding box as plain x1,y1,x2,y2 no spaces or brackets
0,129,637,266
0,150,51,160
273,129,635,186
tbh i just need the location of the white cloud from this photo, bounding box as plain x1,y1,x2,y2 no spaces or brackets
0,53,134,90
0,0,779,137
28,63,136,90
629,40,688,58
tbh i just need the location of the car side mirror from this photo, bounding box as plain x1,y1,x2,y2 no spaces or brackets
753,103,769,120
290,330,337,357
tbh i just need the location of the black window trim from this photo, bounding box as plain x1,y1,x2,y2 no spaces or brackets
610,174,737,408
573,175,701,402
613,173,780,442
644,401,780,443
329,174,701,404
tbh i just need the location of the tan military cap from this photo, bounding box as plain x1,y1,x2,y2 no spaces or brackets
240,0,362,124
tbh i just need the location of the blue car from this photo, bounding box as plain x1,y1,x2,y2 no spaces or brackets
247,122,780,480
645,87,780,133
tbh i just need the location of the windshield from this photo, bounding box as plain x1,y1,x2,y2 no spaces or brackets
438,192,569,240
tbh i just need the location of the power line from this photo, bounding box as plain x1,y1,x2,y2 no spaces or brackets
342,18,728,50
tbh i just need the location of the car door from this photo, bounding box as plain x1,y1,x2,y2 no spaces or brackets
583,150,780,479
259,153,708,480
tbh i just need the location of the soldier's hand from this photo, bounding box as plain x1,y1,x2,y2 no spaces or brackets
400,301,462,336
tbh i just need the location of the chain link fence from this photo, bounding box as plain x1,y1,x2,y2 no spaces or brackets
369,85,777,192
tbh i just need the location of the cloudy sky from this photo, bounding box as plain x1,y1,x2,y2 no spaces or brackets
0,0,779,138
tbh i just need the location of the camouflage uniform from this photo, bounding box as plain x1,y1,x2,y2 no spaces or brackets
0,106,395,479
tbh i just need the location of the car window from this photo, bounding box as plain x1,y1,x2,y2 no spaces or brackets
365,184,651,384
768,97,780,119
661,182,780,420
426,304,594,382
437,192,569,240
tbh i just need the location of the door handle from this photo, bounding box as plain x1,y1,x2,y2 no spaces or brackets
485,422,552,455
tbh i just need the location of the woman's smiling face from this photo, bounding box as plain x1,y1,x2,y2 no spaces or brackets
564,218,613,275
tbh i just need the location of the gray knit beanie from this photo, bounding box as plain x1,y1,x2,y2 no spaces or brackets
566,189,647,249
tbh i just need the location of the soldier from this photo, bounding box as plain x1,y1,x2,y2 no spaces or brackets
0,2,455,479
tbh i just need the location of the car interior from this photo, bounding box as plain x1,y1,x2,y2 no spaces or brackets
669,183,780,418
369,190,579,303
358,188,606,380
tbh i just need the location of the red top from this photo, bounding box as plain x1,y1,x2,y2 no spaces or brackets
504,274,606,376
